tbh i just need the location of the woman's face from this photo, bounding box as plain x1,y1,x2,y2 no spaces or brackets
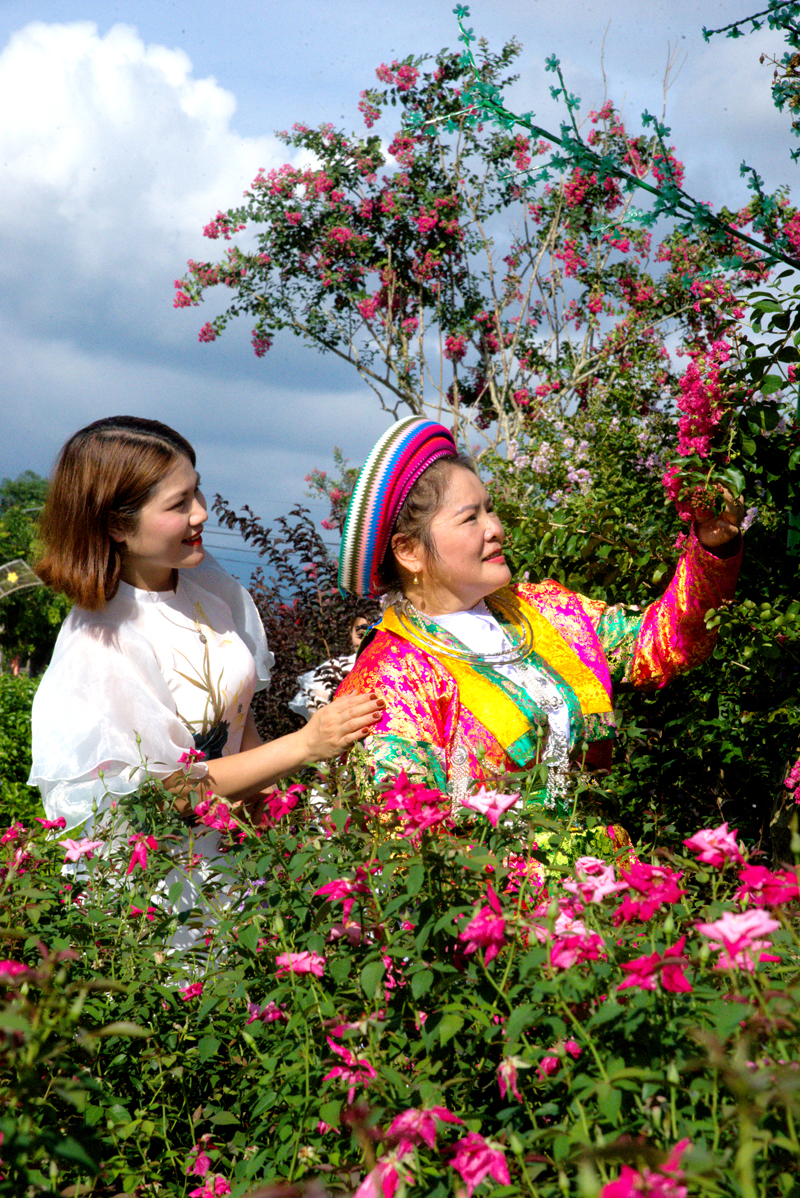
413,466,511,613
350,617,370,651
114,455,208,591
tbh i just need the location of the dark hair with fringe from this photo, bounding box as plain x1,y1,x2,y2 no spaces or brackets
377,453,475,594
36,416,196,611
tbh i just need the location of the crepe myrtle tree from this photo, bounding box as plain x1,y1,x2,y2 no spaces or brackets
174,34,776,460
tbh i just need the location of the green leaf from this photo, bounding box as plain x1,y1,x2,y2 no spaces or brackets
53,1135,101,1172
438,1012,464,1045
411,967,434,999
237,922,259,954
760,374,784,394
505,1003,536,1042
197,1034,221,1062
318,1099,342,1126
328,956,350,986
596,1082,622,1122
406,862,425,896
210,1111,239,1125
360,959,385,999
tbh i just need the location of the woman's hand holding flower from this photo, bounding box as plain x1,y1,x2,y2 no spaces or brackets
694,486,745,551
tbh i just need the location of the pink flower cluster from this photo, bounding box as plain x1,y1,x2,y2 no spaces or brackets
460,786,519,827
267,783,306,821
202,211,245,241
613,863,686,924
314,865,375,920
683,821,743,867
246,1000,287,1025
373,772,452,838
674,340,730,458
61,837,104,863
537,1038,582,1078
618,937,692,994
251,330,272,358
179,981,204,1002
275,950,325,978
323,1034,378,1104
602,1138,691,1198
443,332,468,362
193,796,237,832
695,909,781,973
375,60,419,92
126,833,158,875
459,883,507,965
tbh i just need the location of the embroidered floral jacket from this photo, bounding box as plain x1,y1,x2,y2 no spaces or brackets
337,531,741,796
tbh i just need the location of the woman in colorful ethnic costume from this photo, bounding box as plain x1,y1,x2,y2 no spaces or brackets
336,418,743,843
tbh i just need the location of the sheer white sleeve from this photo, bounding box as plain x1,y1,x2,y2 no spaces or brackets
28,613,203,833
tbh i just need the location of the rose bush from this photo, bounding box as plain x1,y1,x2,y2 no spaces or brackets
2,767,800,1197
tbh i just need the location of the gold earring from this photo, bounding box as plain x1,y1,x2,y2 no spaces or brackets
413,572,419,587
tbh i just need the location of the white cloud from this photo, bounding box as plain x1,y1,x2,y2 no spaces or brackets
0,21,283,324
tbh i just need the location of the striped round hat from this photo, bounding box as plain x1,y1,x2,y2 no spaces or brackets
338,417,458,596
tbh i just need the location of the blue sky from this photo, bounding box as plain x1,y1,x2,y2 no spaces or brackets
1,0,794,579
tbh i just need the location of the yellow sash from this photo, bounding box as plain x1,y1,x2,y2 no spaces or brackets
379,588,612,756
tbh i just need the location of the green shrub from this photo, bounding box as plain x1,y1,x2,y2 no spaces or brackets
2,772,800,1197
0,673,41,827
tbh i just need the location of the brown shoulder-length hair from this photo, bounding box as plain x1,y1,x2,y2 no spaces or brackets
36,416,196,611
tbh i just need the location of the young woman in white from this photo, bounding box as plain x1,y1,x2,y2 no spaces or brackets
28,417,382,940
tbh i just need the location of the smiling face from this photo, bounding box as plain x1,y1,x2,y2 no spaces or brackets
395,465,511,614
113,454,208,591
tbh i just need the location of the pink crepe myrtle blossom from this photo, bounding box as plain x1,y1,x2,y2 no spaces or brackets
459,883,506,965
62,837,104,863
785,757,800,791
246,1000,288,1024
198,321,218,344
179,982,204,1002
497,1055,531,1101
460,786,519,827
735,864,800,907
613,864,687,924
696,908,781,972
617,936,692,994
126,834,158,875
36,816,66,831
564,856,629,904
683,822,744,867
443,332,468,362
601,1138,692,1198
387,1106,463,1155
276,950,325,978
323,1036,378,1104
449,1132,510,1198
